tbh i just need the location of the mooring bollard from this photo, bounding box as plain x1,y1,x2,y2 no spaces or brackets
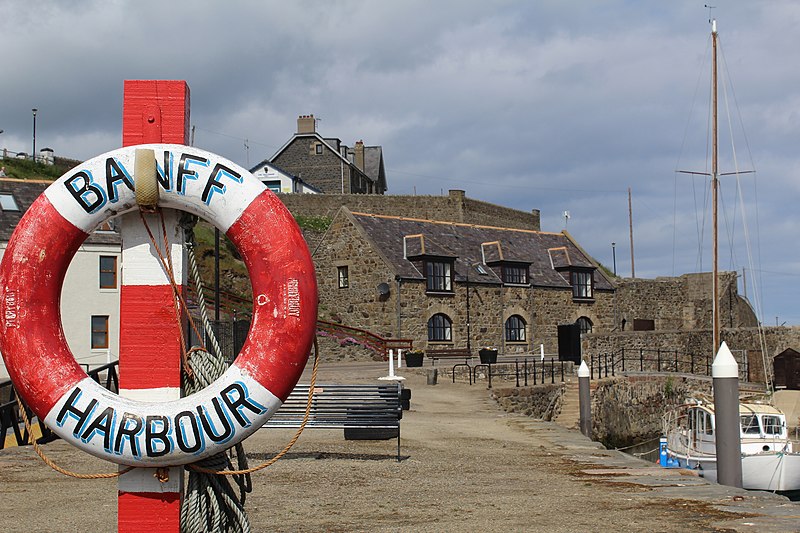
712,341,743,488
578,360,591,438
427,368,438,385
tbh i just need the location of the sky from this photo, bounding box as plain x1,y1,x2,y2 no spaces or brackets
2,1,800,324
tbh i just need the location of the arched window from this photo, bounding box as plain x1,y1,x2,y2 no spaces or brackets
576,316,593,335
505,315,527,342
427,313,452,342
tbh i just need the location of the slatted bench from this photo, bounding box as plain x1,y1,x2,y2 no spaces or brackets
263,383,404,461
425,348,473,365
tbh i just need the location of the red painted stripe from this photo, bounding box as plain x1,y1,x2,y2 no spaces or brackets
228,190,317,401
0,195,87,416
118,491,180,528
119,284,184,390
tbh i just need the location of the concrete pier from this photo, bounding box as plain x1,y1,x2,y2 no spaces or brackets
2,361,798,532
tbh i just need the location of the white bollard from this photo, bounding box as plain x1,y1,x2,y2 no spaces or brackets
712,341,743,488
388,349,395,378
540,343,545,361
397,349,403,369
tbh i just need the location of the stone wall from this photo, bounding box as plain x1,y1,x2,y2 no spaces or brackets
279,189,541,231
612,272,756,332
313,213,398,339
590,375,713,448
273,137,351,193
492,384,563,420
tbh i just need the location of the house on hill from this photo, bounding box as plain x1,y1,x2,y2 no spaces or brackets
0,179,120,380
270,114,387,194
313,207,615,354
248,160,321,194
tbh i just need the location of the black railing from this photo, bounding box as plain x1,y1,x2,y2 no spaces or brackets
0,361,119,450
466,357,570,388
588,347,751,381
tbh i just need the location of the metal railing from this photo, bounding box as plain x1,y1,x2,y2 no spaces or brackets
462,357,571,388
588,347,751,381
0,361,119,450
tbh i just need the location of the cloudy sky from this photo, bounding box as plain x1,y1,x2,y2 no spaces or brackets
3,1,800,324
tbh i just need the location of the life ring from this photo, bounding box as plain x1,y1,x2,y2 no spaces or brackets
0,144,317,467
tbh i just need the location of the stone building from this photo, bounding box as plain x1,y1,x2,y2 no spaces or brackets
270,115,387,194
313,207,615,354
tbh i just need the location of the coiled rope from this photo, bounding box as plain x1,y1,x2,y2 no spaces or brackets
180,217,252,533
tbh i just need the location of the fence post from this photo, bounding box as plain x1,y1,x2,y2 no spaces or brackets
674,350,678,372
657,349,661,372
621,347,625,372
524,359,528,386
640,348,644,372
560,359,564,382
515,360,520,387
550,361,555,384
532,359,537,385
610,352,615,377
691,353,695,375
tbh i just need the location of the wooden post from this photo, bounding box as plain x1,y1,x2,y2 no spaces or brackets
117,80,190,533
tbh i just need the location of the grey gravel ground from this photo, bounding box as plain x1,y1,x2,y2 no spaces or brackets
2,361,800,532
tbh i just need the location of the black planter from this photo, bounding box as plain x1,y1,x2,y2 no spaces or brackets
479,348,498,364
405,352,424,367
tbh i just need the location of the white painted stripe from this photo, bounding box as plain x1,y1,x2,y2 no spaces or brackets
119,387,181,401
43,368,282,467
44,144,265,234
119,466,182,493
120,210,187,286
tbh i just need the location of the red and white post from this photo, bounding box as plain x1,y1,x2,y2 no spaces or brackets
117,80,190,532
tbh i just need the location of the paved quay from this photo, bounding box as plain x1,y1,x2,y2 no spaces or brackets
1,360,800,532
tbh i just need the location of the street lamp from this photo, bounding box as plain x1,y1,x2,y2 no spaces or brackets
611,242,617,276
31,108,38,162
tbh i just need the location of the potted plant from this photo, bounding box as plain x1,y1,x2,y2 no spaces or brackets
404,349,424,367
479,346,498,364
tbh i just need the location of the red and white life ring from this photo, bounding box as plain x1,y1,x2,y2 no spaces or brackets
0,144,317,467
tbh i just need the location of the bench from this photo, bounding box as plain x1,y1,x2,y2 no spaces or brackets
263,383,404,461
425,348,473,365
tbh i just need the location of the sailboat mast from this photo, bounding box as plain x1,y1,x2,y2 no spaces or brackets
711,18,720,353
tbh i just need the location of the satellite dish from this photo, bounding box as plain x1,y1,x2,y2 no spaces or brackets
377,283,390,297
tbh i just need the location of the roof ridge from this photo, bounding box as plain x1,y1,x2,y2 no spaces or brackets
349,211,560,235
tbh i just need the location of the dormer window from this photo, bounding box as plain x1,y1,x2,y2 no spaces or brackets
425,260,453,293
572,269,594,300
501,263,529,285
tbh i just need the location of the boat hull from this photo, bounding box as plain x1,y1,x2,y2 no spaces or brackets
672,452,800,492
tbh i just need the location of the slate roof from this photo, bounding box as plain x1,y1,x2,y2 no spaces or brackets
349,211,613,291
0,178,120,245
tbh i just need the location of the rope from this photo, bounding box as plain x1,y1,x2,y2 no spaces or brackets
185,235,223,361
14,395,133,479
188,339,320,476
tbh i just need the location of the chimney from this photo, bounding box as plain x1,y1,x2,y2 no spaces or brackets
354,140,365,171
297,114,316,134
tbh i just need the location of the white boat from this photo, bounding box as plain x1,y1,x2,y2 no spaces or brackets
663,400,800,491
659,17,800,492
